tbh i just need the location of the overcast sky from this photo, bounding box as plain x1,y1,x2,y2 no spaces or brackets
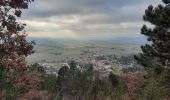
21,0,161,40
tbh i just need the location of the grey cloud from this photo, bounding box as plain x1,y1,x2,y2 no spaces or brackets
24,0,159,18
21,0,160,38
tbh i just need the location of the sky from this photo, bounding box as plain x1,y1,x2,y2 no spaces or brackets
21,0,161,40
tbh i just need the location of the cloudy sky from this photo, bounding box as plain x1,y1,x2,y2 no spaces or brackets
21,0,161,40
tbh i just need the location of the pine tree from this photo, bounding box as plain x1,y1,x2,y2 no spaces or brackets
135,0,170,99
163,0,170,4
135,0,170,71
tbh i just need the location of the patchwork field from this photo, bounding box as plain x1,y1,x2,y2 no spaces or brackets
27,41,141,65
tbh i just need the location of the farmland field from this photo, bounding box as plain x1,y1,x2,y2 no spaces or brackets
27,40,141,65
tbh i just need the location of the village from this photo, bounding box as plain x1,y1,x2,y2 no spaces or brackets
39,54,143,76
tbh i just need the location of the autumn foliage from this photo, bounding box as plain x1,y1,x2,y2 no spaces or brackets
0,0,35,69
0,0,50,99
19,90,49,100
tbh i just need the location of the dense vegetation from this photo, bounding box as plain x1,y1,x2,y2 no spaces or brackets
0,0,49,99
135,0,170,99
0,0,169,100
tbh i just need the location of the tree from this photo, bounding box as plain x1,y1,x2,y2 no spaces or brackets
0,1,51,99
135,0,170,71
70,60,77,70
29,63,46,74
58,66,69,80
41,74,59,100
109,72,118,86
163,0,170,4
0,0,35,70
135,0,170,99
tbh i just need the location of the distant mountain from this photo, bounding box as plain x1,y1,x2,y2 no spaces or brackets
27,36,147,45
